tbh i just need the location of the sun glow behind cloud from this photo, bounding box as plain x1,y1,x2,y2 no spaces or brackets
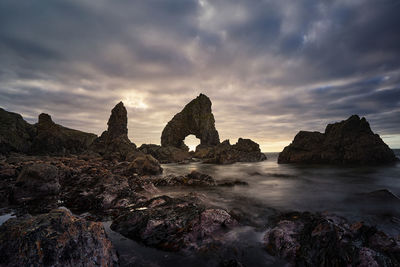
1,0,400,150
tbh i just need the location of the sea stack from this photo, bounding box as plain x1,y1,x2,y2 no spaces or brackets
278,115,397,165
90,101,137,160
161,93,220,149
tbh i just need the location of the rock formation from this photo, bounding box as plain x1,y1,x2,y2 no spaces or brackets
0,108,36,154
0,208,119,266
30,113,97,155
90,102,137,160
196,138,267,164
0,107,96,155
12,163,61,213
138,144,191,163
264,211,400,266
111,194,237,251
155,94,266,164
278,115,397,164
161,94,220,149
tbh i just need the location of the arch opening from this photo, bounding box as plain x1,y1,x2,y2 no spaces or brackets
184,135,200,152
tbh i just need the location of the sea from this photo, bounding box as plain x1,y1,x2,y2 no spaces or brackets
104,149,400,267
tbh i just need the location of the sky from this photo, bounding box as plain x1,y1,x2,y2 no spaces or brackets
1,0,400,152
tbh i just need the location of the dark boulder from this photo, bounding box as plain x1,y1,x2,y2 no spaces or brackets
30,113,97,155
150,170,217,187
12,163,61,212
111,194,237,251
125,154,163,176
278,115,397,164
90,102,137,161
138,144,191,163
199,138,267,164
263,211,400,266
0,208,119,266
0,108,36,154
161,94,220,149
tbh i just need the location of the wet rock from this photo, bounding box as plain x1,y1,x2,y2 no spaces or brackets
12,163,61,212
30,113,97,155
0,107,36,154
200,138,266,164
59,158,146,216
263,211,400,266
111,194,237,251
90,102,137,161
217,180,249,187
150,171,217,187
278,115,397,165
0,208,119,266
138,144,191,163
125,154,163,175
359,189,400,203
161,94,220,149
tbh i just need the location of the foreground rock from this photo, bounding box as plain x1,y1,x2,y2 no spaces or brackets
161,93,220,149
111,194,237,251
138,144,191,163
197,138,267,164
90,102,137,161
278,115,397,164
0,208,119,266
12,163,61,213
264,211,400,266
1,154,159,218
150,170,217,187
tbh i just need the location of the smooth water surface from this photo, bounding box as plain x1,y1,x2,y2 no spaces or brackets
107,150,400,266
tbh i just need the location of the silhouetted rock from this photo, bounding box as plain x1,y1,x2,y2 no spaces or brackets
264,211,400,266
138,144,191,163
198,138,267,164
90,102,137,161
0,208,119,266
0,108,36,154
161,94,220,149
30,113,97,155
111,194,237,251
278,115,397,164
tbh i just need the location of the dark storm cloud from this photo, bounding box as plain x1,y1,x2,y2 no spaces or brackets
1,0,400,150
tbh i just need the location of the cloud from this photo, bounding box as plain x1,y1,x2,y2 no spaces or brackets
1,0,400,151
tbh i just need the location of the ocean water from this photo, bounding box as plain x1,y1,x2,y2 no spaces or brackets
106,150,400,267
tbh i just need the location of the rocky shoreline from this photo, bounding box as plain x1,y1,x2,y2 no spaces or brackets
1,94,399,266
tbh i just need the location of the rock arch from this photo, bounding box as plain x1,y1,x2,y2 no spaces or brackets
161,94,220,149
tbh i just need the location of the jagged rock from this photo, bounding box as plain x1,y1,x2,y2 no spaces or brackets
263,211,400,266
12,163,62,212
150,171,217,187
161,94,220,149
278,115,397,164
138,144,191,163
30,113,97,155
0,208,119,266
198,138,267,164
111,194,237,251
90,102,137,161
125,154,163,175
0,108,36,154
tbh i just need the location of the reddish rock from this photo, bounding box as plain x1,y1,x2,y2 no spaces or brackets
0,208,119,266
